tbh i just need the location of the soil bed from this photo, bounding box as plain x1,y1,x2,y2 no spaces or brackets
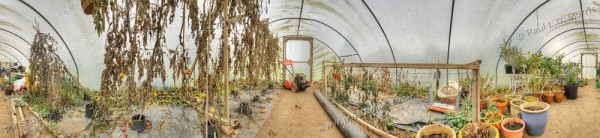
493,99,505,103
503,122,523,130
524,107,543,111
424,133,449,138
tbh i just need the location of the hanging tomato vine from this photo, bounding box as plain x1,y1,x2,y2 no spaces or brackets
90,0,279,135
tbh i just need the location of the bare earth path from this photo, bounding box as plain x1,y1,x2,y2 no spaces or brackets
0,91,54,138
256,87,343,138
526,82,600,138
0,92,15,138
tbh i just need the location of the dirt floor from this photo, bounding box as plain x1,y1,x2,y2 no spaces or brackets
525,82,600,138
0,92,54,138
0,93,15,138
256,87,343,138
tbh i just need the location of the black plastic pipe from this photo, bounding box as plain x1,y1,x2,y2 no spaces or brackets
314,90,367,138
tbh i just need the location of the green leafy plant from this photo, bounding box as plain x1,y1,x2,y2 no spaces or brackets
498,39,523,67
565,62,581,84
523,52,544,73
482,104,501,123
539,54,565,81
484,113,501,124
445,99,473,133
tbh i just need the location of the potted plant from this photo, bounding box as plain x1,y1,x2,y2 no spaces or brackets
504,93,520,114
509,99,526,118
132,114,146,133
523,52,552,102
501,117,526,138
499,40,522,74
519,102,550,136
484,112,503,130
458,122,499,138
523,96,539,102
489,97,508,113
480,75,495,111
504,94,521,102
445,99,473,133
4,83,12,95
564,64,580,100
543,91,554,104
85,103,95,119
416,124,456,138
514,54,528,74
554,88,565,103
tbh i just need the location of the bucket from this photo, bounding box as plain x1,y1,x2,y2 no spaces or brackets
132,114,146,133
85,104,94,118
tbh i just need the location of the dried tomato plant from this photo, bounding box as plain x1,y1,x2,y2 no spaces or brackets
231,0,279,88
29,25,78,113
90,0,279,132
92,0,192,126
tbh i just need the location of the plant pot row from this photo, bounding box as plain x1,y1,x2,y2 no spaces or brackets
416,123,498,138
467,101,550,137
416,117,529,138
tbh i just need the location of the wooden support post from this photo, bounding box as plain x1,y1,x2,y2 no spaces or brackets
436,69,440,94
309,39,314,81
10,99,19,138
18,107,25,137
222,0,230,122
322,61,326,92
472,61,481,122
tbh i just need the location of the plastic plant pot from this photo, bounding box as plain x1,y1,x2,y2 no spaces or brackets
458,123,499,138
520,102,550,136
85,104,94,118
131,114,146,133
484,112,503,130
416,124,456,138
564,84,578,100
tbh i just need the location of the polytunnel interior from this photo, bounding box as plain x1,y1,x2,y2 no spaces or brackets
0,0,598,137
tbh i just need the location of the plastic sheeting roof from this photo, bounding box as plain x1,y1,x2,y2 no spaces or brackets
0,0,599,89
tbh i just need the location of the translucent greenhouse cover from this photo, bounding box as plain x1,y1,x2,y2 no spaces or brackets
0,0,600,89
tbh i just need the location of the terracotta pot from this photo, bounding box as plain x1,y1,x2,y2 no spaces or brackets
458,123,499,138
490,98,508,113
416,124,456,138
480,100,487,111
501,117,526,138
484,112,503,130
543,93,554,104
554,91,565,103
